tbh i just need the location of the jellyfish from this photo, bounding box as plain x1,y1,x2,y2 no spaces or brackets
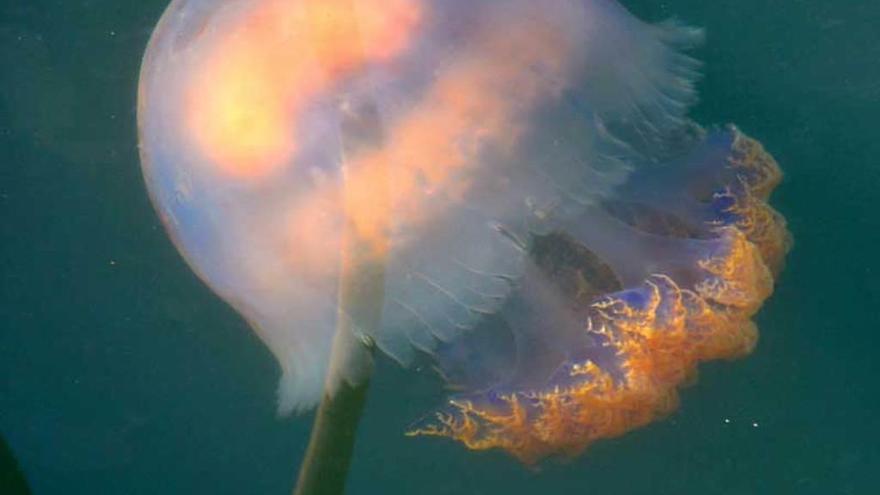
138,0,790,463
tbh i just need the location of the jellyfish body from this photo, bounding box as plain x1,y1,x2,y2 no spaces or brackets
139,0,704,411
138,0,789,459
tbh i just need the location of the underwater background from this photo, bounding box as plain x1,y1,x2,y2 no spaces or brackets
1,0,878,494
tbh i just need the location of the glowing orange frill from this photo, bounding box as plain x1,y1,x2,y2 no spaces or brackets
408,133,792,463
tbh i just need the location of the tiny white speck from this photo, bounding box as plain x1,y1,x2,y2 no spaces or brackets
110,260,117,265
109,30,116,36
752,422,759,428
723,418,731,424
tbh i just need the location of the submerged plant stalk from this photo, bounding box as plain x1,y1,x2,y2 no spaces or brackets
291,359,372,495
292,205,387,494
293,20,389,487
292,216,386,495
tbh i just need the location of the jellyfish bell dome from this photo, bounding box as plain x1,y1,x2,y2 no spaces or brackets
138,0,716,415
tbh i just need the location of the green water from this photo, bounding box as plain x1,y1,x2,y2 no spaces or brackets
1,1,878,493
